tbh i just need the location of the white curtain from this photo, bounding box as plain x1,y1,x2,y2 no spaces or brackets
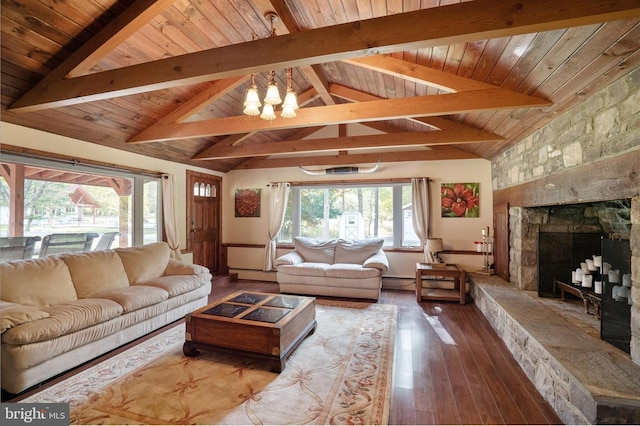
263,182,290,271
161,173,183,261
411,177,431,250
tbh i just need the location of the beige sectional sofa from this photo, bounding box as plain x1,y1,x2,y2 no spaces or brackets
0,242,212,394
275,237,388,300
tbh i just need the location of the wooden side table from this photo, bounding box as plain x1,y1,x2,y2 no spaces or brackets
416,263,466,304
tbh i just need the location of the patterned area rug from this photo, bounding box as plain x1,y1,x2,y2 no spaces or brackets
24,300,396,425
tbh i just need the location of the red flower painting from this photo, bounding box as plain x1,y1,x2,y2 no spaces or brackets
235,188,261,217
441,183,479,218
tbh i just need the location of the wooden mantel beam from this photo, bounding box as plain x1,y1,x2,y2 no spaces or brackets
194,129,504,160
9,0,640,112
130,89,549,143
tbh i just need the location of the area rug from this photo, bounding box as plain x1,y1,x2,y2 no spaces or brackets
23,300,396,425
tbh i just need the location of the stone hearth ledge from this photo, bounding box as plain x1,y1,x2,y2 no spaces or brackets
469,273,640,425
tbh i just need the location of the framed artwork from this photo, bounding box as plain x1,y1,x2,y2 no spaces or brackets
441,182,479,218
235,188,261,217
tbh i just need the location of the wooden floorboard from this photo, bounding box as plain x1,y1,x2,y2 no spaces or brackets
3,279,563,425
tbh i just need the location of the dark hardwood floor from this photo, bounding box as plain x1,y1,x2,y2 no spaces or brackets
4,279,562,425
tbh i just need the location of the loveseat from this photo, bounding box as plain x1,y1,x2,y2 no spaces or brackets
0,242,212,394
275,237,388,300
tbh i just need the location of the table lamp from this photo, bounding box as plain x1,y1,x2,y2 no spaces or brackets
424,238,444,264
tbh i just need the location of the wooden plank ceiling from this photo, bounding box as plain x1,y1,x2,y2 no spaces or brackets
2,0,639,173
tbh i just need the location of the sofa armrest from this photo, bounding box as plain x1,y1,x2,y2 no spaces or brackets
164,259,209,276
274,251,305,267
362,250,389,274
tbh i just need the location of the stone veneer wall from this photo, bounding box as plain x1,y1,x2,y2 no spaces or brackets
490,66,640,365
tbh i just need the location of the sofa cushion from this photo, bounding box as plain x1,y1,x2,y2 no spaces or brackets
164,259,209,276
335,238,384,264
1,299,123,344
135,275,205,297
91,286,168,313
276,262,329,278
115,242,170,284
0,257,77,307
294,237,337,264
325,263,383,279
61,250,129,298
0,303,50,333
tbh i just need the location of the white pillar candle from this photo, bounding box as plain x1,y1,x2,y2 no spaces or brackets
572,270,577,283
580,262,588,270
581,274,593,288
586,259,596,271
603,262,611,274
593,255,602,268
608,269,620,283
594,281,602,294
623,273,631,287
575,268,584,282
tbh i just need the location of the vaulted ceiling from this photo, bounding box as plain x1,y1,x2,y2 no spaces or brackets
2,0,639,173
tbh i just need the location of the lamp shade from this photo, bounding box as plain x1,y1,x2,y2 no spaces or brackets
260,103,277,120
425,238,444,252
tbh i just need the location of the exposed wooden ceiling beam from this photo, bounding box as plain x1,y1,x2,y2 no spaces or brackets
329,83,484,131
343,55,496,92
234,149,481,169
10,0,639,112
18,0,174,95
130,89,549,143
194,129,504,160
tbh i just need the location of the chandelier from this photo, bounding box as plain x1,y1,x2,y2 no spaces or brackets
242,13,299,120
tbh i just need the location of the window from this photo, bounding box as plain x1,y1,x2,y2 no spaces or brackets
0,153,162,255
279,182,420,248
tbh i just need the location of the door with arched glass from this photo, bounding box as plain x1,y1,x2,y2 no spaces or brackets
187,171,221,273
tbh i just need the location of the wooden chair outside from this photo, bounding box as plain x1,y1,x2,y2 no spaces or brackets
93,231,120,251
38,233,99,258
0,236,42,261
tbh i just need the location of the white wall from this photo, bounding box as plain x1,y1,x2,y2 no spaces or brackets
0,122,223,261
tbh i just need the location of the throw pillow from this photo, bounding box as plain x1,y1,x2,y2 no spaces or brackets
335,238,384,264
61,251,130,298
115,242,170,284
293,237,337,264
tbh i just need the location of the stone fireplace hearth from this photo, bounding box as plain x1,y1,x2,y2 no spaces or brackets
509,197,639,364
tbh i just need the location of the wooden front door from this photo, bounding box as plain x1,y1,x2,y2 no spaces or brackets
187,171,221,273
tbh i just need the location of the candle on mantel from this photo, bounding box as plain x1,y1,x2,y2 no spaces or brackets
575,268,584,282
586,259,596,271
593,255,602,268
595,281,603,294
581,274,593,288
609,269,621,283
572,270,577,283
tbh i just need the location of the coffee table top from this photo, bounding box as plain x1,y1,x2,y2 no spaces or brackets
196,291,314,325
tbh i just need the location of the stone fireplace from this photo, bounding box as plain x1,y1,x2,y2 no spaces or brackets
509,197,639,363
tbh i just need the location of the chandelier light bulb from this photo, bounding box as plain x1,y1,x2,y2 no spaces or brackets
264,81,282,105
281,104,297,118
244,85,261,107
260,103,277,120
283,88,299,110
243,102,261,116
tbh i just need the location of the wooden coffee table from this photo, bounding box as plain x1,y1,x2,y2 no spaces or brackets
183,291,316,372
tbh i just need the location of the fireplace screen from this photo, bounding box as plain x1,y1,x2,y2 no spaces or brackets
537,232,606,298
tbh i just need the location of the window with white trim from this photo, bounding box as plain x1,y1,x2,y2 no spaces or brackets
278,182,420,248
